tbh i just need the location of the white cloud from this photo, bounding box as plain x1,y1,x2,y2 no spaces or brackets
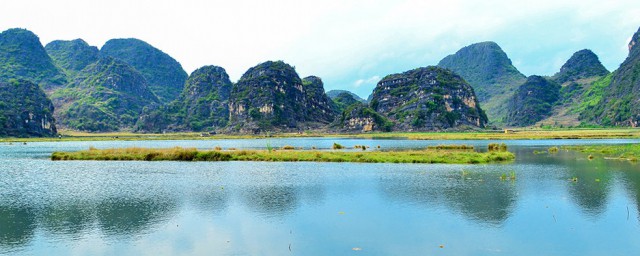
353,75,381,88
2,0,640,95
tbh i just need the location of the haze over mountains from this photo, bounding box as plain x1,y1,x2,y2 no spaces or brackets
1,26,640,137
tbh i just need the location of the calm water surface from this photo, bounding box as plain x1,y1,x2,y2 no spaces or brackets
1,138,640,255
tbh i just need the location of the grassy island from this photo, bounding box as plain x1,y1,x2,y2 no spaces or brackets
51,146,515,164
562,144,640,161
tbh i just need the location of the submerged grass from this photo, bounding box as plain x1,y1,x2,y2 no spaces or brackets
562,144,640,162
51,147,515,164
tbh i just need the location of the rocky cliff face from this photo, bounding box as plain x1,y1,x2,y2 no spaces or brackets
334,103,394,132
370,66,487,131
51,57,159,132
100,38,187,103
0,79,57,137
227,61,309,133
438,42,526,124
505,76,561,127
583,27,640,127
136,65,233,132
302,76,336,124
0,28,66,91
552,49,609,85
45,39,99,77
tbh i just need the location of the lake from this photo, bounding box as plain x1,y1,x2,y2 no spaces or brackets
1,138,639,255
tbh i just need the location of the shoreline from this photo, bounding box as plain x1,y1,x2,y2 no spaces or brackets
3,128,640,142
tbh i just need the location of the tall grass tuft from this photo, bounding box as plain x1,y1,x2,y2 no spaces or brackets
332,143,344,150
488,143,508,152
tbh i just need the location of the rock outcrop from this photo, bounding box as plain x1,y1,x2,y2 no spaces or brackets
51,57,159,132
583,27,640,127
101,38,187,103
370,66,487,131
136,65,233,132
0,79,57,137
334,103,394,132
228,61,309,133
302,76,336,124
505,76,561,127
0,28,66,91
552,49,609,85
438,42,526,124
45,39,99,77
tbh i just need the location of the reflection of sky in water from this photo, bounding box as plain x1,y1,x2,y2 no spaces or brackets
0,139,640,255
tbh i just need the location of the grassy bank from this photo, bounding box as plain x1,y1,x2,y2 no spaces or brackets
3,128,639,142
562,144,640,161
51,147,515,164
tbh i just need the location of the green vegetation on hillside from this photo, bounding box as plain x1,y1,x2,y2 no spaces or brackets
438,41,526,124
505,76,561,126
101,38,188,103
45,39,99,78
552,49,609,85
51,57,159,132
136,65,233,132
0,28,66,90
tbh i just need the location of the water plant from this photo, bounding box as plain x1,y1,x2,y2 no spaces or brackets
428,144,474,150
281,145,295,150
548,146,559,153
488,143,508,152
332,143,345,150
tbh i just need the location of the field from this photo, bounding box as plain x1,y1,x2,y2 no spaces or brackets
2,128,639,142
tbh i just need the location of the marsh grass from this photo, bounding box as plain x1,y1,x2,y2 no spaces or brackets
51,147,515,164
428,144,474,150
488,143,508,152
332,143,345,150
563,144,640,162
548,146,559,153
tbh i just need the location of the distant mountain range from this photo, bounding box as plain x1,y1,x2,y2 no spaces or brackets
1,26,639,137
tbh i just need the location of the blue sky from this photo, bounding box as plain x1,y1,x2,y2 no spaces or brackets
3,0,640,98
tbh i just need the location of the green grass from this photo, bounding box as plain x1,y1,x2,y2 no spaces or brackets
3,128,640,142
51,147,515,164
562,144,640,161
427,144,475,150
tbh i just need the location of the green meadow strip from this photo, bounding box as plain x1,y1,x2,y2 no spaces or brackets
51,147,515,164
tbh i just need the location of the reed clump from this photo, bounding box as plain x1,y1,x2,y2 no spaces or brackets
488,143,508,152
548,146,559,153
332,143,345,150
428,144,474,150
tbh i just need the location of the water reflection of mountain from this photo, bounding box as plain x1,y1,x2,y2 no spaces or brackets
618,162,640,220
562,157,612,218
0,206,36,249
96,197,177,237
379,170,517,226
242,186,299,217
39,203,94,237
0,196,178,248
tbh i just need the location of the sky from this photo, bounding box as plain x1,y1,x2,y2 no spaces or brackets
3,0,640,98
